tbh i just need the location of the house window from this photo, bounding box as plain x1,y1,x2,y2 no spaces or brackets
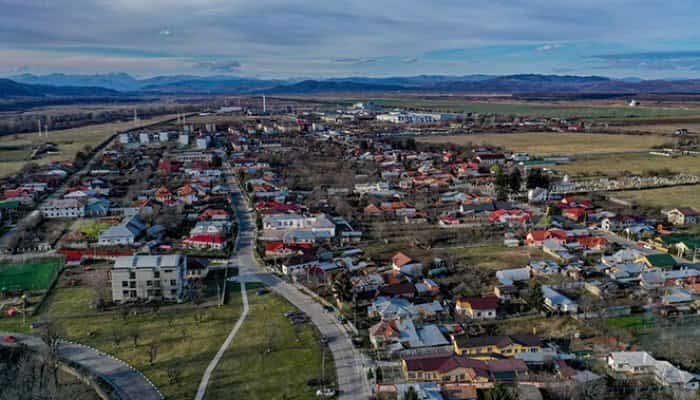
122,291,129,298
154,271,160,278
122,281,129,288
130,282,136,288
146,281,152,287
170,279,177,286
130,291,137,298
129,272,136,279
171,289,177,295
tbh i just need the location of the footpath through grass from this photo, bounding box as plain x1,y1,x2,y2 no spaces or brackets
0,275,331,400
203,284,331,400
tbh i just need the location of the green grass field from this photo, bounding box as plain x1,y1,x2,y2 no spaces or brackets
418,132,668,155
612,185,700,209
343,98,700,120
0,275,330,400
204,284,330,400
556,153,700,177
0,259,62,290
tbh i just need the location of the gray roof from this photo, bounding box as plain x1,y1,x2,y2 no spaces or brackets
114,254,184,269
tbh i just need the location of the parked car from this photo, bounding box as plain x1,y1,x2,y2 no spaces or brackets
316,388,336,398
337,316,347,324
2,335,18,344
323,305,334,312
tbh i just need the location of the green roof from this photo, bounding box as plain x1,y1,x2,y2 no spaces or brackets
0,200,20,209
644,253,677,268
660,234,700,250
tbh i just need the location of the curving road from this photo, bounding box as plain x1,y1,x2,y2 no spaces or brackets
225,168,371,400
0,332,163,400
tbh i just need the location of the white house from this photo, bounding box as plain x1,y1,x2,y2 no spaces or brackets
40,199,86,219
666,208,698,226
608,352,699,390
542,285,578,314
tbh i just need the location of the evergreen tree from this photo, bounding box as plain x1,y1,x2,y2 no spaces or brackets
484,382,516,400
494,167,510,201
528,283,545,311
508,169,522,193
403,386,419,400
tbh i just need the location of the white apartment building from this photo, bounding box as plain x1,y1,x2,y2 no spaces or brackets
111,255,186,303
40,199,87,219
376,112,441,124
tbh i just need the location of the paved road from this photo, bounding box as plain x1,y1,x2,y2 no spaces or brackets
225,168,371,400
0,332,163,400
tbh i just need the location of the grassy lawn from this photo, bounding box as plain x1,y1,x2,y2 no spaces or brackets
418,132,667,155
204,285,331,400
605,315,646,330
0,114,177,177
0,274,331,400
344,98,700,120
556,153,700,177
612,185,700,209
0,258,62,290
439,244,547,271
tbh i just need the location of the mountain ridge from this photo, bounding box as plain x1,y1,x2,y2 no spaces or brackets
7,73,700,96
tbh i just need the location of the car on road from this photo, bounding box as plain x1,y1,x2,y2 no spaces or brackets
323,305,334,312
316,388,336,398
319,335,331,344
2,335,18,344
337,316,347,324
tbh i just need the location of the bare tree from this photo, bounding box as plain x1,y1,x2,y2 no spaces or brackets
130,330,140,348
147,343,159,365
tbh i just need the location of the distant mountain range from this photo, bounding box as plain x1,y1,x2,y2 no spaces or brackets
6,72,700,97
0,78,120,97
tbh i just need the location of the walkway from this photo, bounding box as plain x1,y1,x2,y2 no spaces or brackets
223,166,371,399
194,281,249,400
0,332,163,400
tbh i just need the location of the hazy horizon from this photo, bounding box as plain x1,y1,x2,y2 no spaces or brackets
2,1,700,79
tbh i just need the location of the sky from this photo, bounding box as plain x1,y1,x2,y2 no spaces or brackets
2,0,700,79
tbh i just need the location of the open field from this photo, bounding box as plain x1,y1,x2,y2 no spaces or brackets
612,185,700,209
0,258,62,290
556,153,700,177
418,132,668,155
438,244,547,271
0,271,329,400
615,122,700,134
204,284,329,400
0,114,177,177
344,98,700,120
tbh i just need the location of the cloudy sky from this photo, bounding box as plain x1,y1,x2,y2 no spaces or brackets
2,0,700,78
